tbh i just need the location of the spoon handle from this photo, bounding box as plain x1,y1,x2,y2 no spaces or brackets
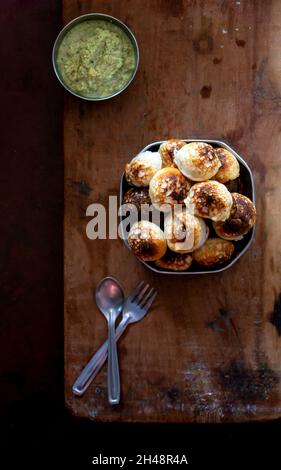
72,316,130,396
108,312,120,405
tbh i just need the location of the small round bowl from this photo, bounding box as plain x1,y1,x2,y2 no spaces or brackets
52,13,139,101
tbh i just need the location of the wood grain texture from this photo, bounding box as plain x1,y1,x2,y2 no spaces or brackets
64,0,281,422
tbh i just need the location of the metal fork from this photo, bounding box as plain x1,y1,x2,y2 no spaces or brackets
72,281,157,396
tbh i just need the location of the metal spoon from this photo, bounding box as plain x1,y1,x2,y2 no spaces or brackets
96,276,124,405
72,277,124,396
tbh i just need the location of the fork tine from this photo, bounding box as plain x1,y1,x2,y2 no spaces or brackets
127,280,145,301
141,290,157,312
139,287,154,307
134,283,150,304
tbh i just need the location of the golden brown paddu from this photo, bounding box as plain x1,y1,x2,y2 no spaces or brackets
159,139,186,167
149,167,191,211
213,193,256,240
174,142,221,181
155,251,193,271
193,238,235,267
184,180,233,222
212,148,240,183
128,221,167,261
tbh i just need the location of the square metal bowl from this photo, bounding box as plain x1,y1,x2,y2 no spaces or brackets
119,139,255,275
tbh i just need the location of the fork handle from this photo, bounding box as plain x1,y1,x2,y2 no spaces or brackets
108,312,120,405
72,315,130,396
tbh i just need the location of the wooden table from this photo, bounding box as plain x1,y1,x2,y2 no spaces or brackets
64,0,281,422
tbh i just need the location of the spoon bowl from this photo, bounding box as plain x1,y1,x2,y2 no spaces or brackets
96,276,124,320
72,276,124,397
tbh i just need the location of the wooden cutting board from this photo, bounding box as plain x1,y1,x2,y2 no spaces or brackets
64,0,281,422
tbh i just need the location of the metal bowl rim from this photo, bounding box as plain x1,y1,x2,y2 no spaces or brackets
119,138,256,275
52,12,140,101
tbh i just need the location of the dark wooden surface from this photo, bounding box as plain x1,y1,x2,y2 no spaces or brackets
1,0,281,465
63,0,281,422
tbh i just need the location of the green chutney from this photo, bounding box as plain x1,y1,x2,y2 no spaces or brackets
56,20,136,98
